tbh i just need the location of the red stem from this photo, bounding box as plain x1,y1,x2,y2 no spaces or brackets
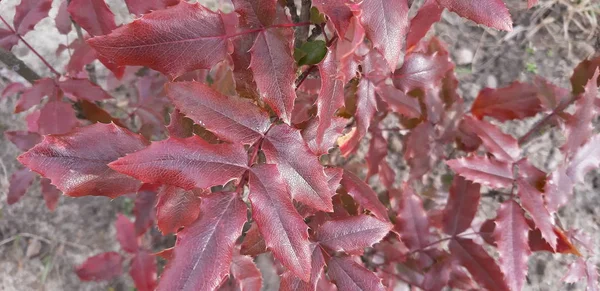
228,22,312,39
517,95,578,145
0,15,61,77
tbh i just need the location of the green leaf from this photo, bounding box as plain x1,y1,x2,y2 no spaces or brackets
310,7,326,25
294,40,327,66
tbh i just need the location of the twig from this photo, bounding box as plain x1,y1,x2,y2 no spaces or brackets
0,48,41,83
285,0,300,23
518,95,577,145
295,0,312,47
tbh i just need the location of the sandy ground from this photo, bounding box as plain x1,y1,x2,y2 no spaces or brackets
0,0,599,290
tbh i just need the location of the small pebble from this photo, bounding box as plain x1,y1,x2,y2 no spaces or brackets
455,48,474,65
486,75,498,88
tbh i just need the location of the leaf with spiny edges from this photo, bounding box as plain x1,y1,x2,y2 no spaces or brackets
561,70,599,157
68,0,116,36
446,155,514,188
14,0,52,36
471,81,543,121
442,176,481,235
449,238,509,291
517,178,558,250
327,256,386,291
436,0,512,31
406,0,444,50
316,215,392,254
461,115,521,162
155,185,204,235
75,252,123,281
394,184,433,251
567,134,600,184
340,170,389,220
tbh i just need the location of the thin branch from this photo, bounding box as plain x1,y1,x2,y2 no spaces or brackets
295,0,312,47
285,0,300,23
0,47,41,83
518,95,578,145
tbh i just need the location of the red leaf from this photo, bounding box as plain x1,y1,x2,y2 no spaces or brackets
442,176,481,235
446,155,514,188
366,127,387,180
166,81,271,144
37,101,79,135
75,252,123,281
392,52,453,93
13,0,52,35
230,253,263,291
461,115,521,162
533,76,570,110
15,78,56,113
404,122,433,178
358,0,409,71
18,123,148,198
250,28,297,123
517,178,558,250
68,0,116,36
262,124,333,212
471,82,542,121
7,168,35,205
313,0,353,38
240,222,267,256
422,258,452,291
376,84,421,118
166,109,194,138
544,165,574,214
436,0,512,31
0,29,19,50
561,70,599,156
40,178,60,211
567,134,600,184
124,0,179,15
394,184,433,251
316,215,392,254
5,131,41,151
302,117,346,156
335,17,365,83
115,214,138,253
88,2,228,80
449,238,509,291
406,0,443,50
316,48,345,147
130,250,157,291
340,170,388,220
516,158,547,190
157,192,246,290
248,164,312,282
155,185,203,235
327,256,386,291
55,0,72,35
134,190,157,236
279,245,331,291
109,136,248,190
1,82,26,99
65,40,97,75
339,76,378,156
59,78,112,102
493,200,530,291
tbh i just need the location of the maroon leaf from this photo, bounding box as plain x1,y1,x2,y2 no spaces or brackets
302,116,346,156
157,192,246,290
59,78,112,102
134,190,157,236
316,48,345,147
88,2,228,80
166,109,194,139
533,76,570,111
394,184,433,251
262,124,333,212
471,82,542,121
229,253,263,291
376,84,421,118
449,238,509,291
406,0,443,49
316,215,392,254
166,81,271,144
109,136,248,190
155,185,203,235
15,78,56,113
358,0,409,71
130,250,157,291
436,0,512,31
75,252,123,281
18,123,148,198
125,0,179,15
7,168,35,205
250,28,297,123
68,0,116,36
40,178,60,211
442,176,481,235
392,52,453,93
65,40,97,75
0,29,19,50
517,178,558,250
37,101,79,135
340,170,388,220
55,0,72,35
461,115,521,162
516,158,547,190
567,134,600,184
116,214,138,253
240,223,267,256
366,127,388,180
327,256,386,291
248,164,312,282
561,70,599,156
313,0,352,38
404,122,433,178
13,0,52,35
493,200,530,291
5,131,41,151
446,155,514,188
339,76,378,156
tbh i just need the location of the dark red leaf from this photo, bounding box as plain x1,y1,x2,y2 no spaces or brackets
68,0,116,36
471,82,542,121
316,48,345,147
406,0,443,50
392,52,453,93
130,250,157,291
449,238,509,291
279,245,330,291
561,70,599,156
335,17,365,83
442,176,481,235
13,0,52,35
422,258,452,291
37,101,79,135
109,135,247,190
40,178,60,211
262,124,333,212
15,78,56,113
461,115,521,162
166,109,194,138
517,178,558,250
404,122,433,178
248,164,312,281
436,0,512,31
0,29,19,51
88,2,228,80
115,214,138,253
18,123,148,198
533,76,570,110
527,219,580,255
134,190,157,236
446,155,514,188
493,200,530,291
229,253,263,291
166,81,271,144
376,84,421,118
75,252,123,281
240,222,267,256
571,56,600,95
5,131,41,151
7,168,35,205
357,0,409,71
124,0,179,15
394,184,433,251
366,127,387,180
302,117,346,156
59,78,112,102
340,170,388,220
158,192,246,290
516,158,547,191
155,185,203,235
327,256,386,291
55,0,72,35
316,215,392,254
65,40,97,75
313,0,352,38
339,76,377,156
